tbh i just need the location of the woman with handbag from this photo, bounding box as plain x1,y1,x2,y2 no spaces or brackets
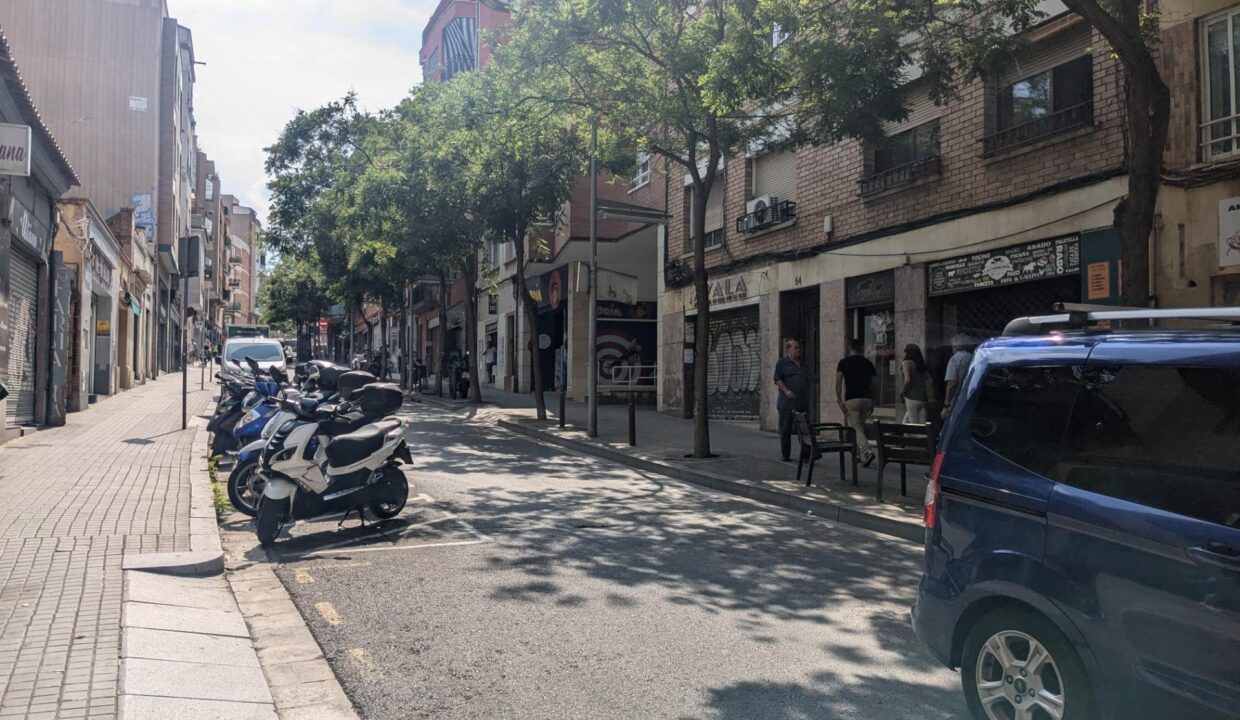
901,344,930,424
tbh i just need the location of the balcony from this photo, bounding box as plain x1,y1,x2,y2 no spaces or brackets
735,200,797,235
981,102,1093,156
228,278,241,288
858,155,941,197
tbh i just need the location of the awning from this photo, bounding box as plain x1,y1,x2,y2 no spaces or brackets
122,292,141,317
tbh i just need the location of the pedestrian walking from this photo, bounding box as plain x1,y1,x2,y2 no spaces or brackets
901,343,930,423
774,338,810,461
835,338,877,466
941,334,974,420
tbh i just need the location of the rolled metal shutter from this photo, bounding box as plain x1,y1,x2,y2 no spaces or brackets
883,82,940,134
998,23,1090,86
753,150,797,202
705,305,761,421
7,252,40,425
703,182,725,233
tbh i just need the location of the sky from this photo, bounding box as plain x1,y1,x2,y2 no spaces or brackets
172,0,440,226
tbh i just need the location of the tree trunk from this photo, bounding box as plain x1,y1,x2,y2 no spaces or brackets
1118,54,1169,307
691,182,711,458
380,307,389,380
465,254,482,403
513,231,546,420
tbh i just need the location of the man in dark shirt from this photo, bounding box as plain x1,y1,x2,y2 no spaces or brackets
835,338,877,465
774,338,810,461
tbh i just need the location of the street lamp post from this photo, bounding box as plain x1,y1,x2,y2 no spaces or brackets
587,119,599,438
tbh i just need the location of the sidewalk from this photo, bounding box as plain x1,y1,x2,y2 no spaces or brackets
413,387,927,542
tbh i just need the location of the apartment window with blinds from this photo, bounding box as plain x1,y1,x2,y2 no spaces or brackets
985,52,1093,154
860,120,942,196
1203,7,1240,160
689,184,725,251
751,150,796,202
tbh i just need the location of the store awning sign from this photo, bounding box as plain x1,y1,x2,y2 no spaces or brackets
928,235,1080,296
1219,197,1240,268
0,123,32,177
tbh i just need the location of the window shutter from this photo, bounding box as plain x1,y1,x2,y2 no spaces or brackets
883,83,939,134
998,24,1091,87
752,150,797,201
704,182,725,232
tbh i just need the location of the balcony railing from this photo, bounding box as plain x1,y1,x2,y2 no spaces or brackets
228,278,241,288
1200,112,1240,162
858,155,942,196
735,200,797,235
982,102,1093,156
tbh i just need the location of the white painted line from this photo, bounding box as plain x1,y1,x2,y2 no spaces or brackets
303,539,486,558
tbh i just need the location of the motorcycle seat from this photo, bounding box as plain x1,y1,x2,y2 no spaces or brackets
318,412,372,438
325,419,401,467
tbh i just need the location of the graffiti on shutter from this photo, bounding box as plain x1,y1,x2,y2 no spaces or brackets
706,305,761,421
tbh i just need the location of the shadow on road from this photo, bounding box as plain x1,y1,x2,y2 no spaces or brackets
682,672,966,720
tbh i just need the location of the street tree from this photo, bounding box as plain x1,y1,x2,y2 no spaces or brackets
504,0,907,456
258,254,331,357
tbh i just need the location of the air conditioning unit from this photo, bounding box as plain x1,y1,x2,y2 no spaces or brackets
743,195,779,232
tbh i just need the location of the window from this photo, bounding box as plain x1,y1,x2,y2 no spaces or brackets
689,183,724,251
631,153,651,191
996,55,1093,131
873,120,940,174
751,150,796,202
1203,8,1240,159
970,366,1078,479
1062,365,1240,527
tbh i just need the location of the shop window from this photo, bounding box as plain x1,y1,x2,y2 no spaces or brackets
1203,7,1240,160
985,54,1093,154
849,305,897,407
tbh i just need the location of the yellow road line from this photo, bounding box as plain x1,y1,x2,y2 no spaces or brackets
314,601,342,626
293,568,314,584
348,647,383,680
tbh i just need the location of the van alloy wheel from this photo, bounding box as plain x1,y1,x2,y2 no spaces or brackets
975,630,1065,720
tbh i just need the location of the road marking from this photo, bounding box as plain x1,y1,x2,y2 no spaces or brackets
304,538,486,558
348,647,383,680
293,568,314,584
314,601,342,626
291,515,458,556
414,493,434,503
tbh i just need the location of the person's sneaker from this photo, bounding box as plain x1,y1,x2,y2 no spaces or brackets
862,453,876,468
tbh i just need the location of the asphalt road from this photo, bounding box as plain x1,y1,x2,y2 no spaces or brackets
268,404,967,720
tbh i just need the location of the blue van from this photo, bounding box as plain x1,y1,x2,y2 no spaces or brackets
912,308,1240,720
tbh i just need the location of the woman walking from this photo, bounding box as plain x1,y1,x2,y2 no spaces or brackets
901,344,930,424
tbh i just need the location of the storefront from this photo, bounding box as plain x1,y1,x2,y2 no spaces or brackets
6,199,46,426
927,233,1084,342
688,271,767,422
532,266,566,392
86,227,117,398
845,270,899,410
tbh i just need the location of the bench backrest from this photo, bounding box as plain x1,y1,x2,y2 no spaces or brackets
792,411,816,447
877,422,934,464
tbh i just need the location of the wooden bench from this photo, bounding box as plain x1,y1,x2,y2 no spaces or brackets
875,421,938,501
792,411,858,487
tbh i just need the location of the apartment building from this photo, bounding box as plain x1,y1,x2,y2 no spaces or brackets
0,0,199,375
220,195,262,325
640,13,1128,430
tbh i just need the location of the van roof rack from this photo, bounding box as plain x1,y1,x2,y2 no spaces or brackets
1003,304,1240,336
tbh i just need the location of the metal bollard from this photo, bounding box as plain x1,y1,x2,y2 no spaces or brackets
628,391,636,446
559,387,566,428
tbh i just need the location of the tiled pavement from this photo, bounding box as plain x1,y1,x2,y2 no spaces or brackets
0,374,211,719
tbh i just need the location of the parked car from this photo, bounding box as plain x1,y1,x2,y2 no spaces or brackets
913,307,1240,720
221,337,288,374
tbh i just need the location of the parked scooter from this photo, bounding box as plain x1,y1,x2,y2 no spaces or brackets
227,371,377,516
255,383,410,547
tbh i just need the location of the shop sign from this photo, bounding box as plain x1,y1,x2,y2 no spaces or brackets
0,123,32,176
598,301,656,320
487,294,497,315
846,270,895,308
95,319,111,336
928,234,1080,296
88,247,113,289
9,197,50,256
1218,197,1240,267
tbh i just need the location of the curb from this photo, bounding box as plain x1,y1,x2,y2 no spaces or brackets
496,418,923,544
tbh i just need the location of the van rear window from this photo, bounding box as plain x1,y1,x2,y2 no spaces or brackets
970,366,1078,479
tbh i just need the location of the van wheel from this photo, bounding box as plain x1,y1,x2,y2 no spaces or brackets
256,497,288,548
961,607,1095,720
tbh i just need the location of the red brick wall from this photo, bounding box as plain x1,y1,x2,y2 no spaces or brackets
662,27,1128,270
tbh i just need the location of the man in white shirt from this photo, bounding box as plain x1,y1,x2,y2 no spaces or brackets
941,334,974,419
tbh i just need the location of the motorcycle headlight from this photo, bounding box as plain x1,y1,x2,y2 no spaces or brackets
241,408,260,425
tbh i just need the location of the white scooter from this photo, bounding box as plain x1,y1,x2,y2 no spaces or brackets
256,383,411,547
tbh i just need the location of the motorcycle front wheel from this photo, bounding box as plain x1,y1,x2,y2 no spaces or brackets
369,467,408,520
256,497,289,547
226,458,264,517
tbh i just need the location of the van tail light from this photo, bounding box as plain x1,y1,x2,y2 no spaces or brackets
924,451,945,529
